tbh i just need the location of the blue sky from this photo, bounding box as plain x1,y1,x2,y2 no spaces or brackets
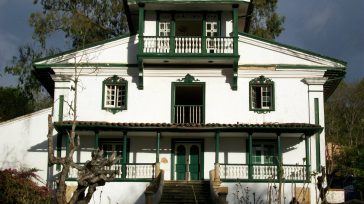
0,0,363,86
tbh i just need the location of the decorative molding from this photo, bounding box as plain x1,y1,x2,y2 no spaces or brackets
249,75,273,85
177,74,200,83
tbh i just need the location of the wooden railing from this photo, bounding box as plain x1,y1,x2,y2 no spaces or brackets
142,36,234,54
174,105,203,124
220,164,307,181
68,163,155,180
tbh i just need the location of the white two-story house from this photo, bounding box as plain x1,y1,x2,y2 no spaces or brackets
11,0,345,203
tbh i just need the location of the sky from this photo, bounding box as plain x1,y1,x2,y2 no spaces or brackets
0,0,363,86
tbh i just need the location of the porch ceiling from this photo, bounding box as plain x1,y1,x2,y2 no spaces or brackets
54,121,322,136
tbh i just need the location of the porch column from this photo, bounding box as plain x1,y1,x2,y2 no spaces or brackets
155,131,161,177
232,4,239,55
94,130,99,150
122,131,128,179
277,133,282,180
202,13,207,53
248,132,253,180
214,131,220,181
170,14,176,53
305,134,310,181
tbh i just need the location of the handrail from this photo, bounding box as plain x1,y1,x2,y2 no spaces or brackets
191,184,198,204
145,170,164,204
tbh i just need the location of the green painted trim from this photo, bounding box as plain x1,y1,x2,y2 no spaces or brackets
202,13,207,53
101,75,128,114
215,131,220,163
33,34,132,64
139,53,238,59
94,130,99,149
122,131,128,179
249,76,275,112
156,132,161,162
58,95,64,122
137,58,144,89
305,135,311,182
55,123,323,135
314,98,321,172
248,132,252,180
232,58,238,90
277,133,282,163
232,4,239,55
171,139,205,180
170,13,176,53
277,133,283,179
171,77,206,124
34,63,137,69
238,32,347,66
137,4,145,90
239,64,345,70
56,133,62,170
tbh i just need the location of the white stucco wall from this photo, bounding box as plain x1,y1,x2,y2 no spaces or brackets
57,68,316,125
0,108,51,183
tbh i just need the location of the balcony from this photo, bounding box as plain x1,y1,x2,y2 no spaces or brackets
142,36,234,55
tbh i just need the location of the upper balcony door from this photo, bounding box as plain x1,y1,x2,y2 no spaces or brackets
172,82,205,124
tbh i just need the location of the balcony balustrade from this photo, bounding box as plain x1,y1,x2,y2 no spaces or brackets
142,36,234,54
174,105,203,124
68,163,155,180
220,163,307,181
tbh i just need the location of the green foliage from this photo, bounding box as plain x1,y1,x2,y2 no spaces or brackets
30,0,127,48
0,86,51,122
249,0,285,40
0,87,32,122
0,168,50,204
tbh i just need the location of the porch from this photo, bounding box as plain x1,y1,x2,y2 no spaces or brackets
54,122,321,183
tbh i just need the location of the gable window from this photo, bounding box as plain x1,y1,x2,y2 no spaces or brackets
249,76,274,112
102,75,128,113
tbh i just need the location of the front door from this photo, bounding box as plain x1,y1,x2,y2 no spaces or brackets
175,143,201,180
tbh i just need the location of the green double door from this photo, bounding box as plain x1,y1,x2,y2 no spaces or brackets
175,143,201,180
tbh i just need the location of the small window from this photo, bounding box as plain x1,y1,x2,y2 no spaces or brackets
249,76,274,112
102,75,128,113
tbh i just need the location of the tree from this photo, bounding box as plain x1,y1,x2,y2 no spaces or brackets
249,0,285,40
0,87,35,122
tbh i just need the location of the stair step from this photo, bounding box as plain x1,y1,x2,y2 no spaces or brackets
160,180,212,204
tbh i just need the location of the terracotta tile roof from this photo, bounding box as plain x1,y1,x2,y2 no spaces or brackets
54,121,322,135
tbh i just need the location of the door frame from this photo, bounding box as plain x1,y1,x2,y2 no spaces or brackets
171,139,204,180
171,81,206,123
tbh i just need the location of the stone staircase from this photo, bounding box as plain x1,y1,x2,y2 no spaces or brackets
159,181,212,204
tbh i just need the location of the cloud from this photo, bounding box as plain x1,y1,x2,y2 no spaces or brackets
304,6,334,33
